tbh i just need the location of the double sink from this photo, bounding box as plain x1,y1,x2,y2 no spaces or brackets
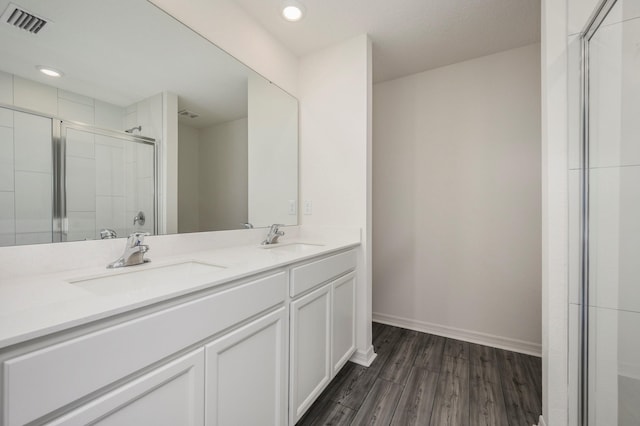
68,243,324,295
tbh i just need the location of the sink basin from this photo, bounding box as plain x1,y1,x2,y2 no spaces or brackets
261,242,325,253
69,261,225,295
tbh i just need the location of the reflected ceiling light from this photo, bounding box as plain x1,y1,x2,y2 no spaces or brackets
282,0,304,22
36,66,63,77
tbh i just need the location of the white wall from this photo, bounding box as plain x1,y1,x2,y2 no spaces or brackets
299,34,374,364
247,74,298,227
148,0,298,97
200,118,248,231
372,44,542,355
177,123,200,233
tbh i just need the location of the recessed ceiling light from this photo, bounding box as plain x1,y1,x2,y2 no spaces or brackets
36,66,63,78
282,0,304,22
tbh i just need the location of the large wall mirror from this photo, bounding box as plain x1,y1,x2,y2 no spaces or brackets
0,0,298,247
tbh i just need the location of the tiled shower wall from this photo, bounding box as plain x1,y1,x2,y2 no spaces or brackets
0,70,159,245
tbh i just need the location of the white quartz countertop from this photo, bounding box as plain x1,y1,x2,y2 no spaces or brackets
0,231,360,349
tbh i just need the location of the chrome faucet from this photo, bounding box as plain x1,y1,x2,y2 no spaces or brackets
262,224,285,245
107,232,151,268
100,228,117,239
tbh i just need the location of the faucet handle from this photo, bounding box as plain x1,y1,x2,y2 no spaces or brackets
127,232,150,247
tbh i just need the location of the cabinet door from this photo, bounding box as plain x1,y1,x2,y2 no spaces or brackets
290,284,332,424
332,271,356,375
46,349,205,426
205,307,287,426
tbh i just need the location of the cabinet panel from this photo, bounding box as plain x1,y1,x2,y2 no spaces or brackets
46,349,205,426
289,285,332,424
3,272,286,426
290,250,356,297
205,308,287,426
332,272,356,375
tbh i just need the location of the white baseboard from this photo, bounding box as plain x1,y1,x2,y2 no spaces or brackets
537,414,546,426
349,344,377,367
373,312,542,357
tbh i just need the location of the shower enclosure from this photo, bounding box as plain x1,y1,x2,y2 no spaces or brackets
579,0,640,424
0,105,157,246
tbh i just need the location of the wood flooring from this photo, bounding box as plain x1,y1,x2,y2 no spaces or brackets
296,322,542,426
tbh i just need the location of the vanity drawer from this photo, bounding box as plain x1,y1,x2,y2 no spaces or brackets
290,250,356,297
3,272,286,426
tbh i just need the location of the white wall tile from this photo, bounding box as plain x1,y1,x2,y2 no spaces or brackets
58,99,94,125
58,90,94,106
66,157,96,212
0,71,12,105
619,18,640,167
589,308,640,424
124,111,137,130
125,162,135,211
96,196,126,237
618,376,640,425
589,18,640,168
589,21,623,168
95,101,124,131
67,211,96,242
95,143,111,196
590,306,619,425
95,141,125,196
0,233,15,247
135,177,154,234
0,126,14,192
14,111,52,173
589,166,640,313
14,171,52,233
568,303,580,426
15,232,52,245
136,143,155,179
0,191,15,245
13,77,57,117
66,128,95,159
95,134,124,148
0,106,13,128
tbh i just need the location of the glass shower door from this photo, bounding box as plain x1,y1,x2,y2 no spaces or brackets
63,123,156,241
583,0,640,424
0,106,53,246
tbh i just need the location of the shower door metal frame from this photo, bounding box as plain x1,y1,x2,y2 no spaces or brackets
578,0,620,424
57,121,158,242
0,103,158,243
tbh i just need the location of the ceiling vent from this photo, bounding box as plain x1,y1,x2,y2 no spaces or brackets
178,109,200,119
1,3,49,34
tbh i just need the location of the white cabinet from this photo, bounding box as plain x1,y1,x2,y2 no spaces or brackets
2,273,287,426
1,248,358,426
331,271,356,375
289,253,357,424
46,349,205,426
289,284,332,424
205,308,287,426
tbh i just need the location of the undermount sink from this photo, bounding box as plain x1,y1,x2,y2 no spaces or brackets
261,242,325,253
68,261,225,295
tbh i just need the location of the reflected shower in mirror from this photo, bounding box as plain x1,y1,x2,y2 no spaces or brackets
0,0,298,247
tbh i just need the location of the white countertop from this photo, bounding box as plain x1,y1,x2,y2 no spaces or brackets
0,232,360,349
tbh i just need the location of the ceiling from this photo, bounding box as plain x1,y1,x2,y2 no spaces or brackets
232,0,541,83
0,0,254,128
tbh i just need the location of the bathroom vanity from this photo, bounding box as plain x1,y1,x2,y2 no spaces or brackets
0,234,360,426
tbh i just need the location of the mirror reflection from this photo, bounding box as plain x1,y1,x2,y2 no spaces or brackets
0,0,299,247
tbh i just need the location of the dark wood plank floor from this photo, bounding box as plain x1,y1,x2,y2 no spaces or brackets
297,322,541,426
